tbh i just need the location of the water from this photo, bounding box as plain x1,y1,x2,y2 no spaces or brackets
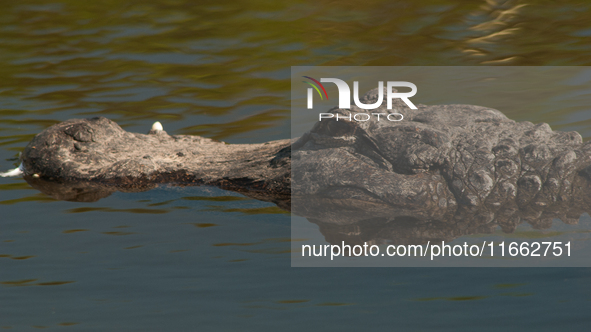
1,0,591,330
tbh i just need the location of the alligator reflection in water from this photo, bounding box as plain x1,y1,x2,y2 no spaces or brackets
292,196,588,246
26,174,590,246
11,87,591,245
23,176,291,212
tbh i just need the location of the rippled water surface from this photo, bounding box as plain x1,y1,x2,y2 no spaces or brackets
2,0,591,330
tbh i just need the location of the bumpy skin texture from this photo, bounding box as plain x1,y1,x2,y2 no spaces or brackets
21,117,291,205
292,87,591,240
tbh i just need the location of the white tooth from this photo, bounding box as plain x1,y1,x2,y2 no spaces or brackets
151,121,163,132
0,162,25,177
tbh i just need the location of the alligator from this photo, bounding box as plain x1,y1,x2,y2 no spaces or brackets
8,87,591,243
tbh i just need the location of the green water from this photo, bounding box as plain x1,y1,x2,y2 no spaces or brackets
1,0,591,330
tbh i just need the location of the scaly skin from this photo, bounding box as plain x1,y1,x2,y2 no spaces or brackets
291,87,591,242
20,116,291,206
